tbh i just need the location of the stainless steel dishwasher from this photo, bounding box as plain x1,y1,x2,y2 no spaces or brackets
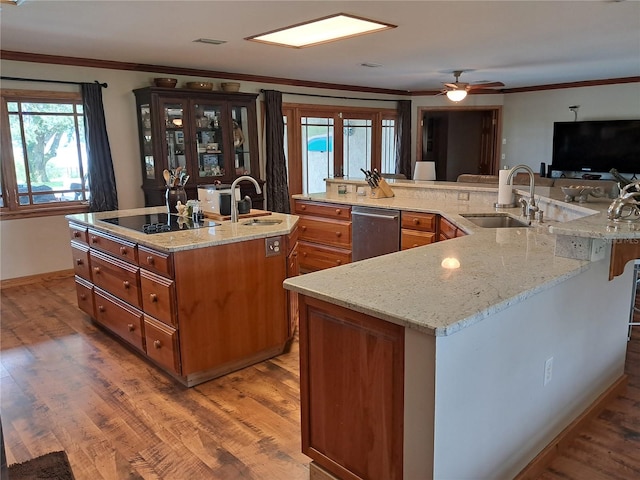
351,206,401,261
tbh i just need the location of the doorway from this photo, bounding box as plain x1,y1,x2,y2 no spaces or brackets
417,107,501,181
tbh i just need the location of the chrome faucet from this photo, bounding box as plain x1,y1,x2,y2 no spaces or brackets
607,181,640,222
230,175,262,223
507,164,539,220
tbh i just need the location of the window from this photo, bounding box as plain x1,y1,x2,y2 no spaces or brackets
283,104,397,195
1,89,90,218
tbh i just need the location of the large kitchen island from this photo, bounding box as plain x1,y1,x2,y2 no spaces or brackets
284,180,639,480
67,207,299,387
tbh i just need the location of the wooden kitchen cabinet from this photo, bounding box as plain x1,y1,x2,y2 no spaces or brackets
299,295,405,480
133,87,261,206
294,199,352,272
68,221,294,387
401,211,437,250
439,216,466,241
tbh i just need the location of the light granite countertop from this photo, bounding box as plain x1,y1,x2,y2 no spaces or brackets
284,180,639,336
67,206,299,252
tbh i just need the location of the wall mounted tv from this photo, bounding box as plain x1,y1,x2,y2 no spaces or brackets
551,119,640,174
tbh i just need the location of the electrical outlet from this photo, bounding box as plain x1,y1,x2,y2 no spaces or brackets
458,191,470,201
544,357,553,386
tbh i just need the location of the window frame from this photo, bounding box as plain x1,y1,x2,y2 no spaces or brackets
0,89,90,220
282,102,397,197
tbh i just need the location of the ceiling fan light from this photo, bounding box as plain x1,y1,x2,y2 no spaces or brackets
446,89,467,102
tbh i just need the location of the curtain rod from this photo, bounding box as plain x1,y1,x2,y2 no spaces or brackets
0,76,108,88
260,89,400,102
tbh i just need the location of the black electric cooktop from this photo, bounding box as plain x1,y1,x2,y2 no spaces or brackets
101,213,219,234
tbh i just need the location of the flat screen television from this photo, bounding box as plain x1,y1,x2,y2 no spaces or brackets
551,119,640,174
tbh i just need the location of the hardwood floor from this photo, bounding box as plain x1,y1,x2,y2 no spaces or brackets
1,275,639,479
1,277,310,479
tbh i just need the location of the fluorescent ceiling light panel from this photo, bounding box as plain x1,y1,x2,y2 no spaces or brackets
246,13,396,48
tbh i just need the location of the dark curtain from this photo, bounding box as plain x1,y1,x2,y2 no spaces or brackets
395,100,412,179
82,82,118,211
263,90,290,213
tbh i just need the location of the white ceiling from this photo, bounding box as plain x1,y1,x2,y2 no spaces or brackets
1,0,639,93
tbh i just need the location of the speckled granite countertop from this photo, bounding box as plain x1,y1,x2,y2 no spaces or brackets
67,206,299,252
284,180,639,336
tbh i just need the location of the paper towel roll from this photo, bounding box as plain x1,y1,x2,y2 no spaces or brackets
497,169,514,206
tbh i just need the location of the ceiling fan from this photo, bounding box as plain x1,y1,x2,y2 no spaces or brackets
441,70,505,101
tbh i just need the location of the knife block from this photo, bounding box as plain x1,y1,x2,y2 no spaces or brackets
370,178,395,198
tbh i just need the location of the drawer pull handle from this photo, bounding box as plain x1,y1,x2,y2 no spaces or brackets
93,267,101,274
149,293,158,302
147,256,155,265
300,205,306,210
153,340,162,349
120,246,127,255
336,260,342,265
302,252,307,257
335,208,341,215
75,258,83,265
128,323,135,332
123,281,130,289
301,226,307,231
98,305,105,312
335,232,341,238
413,244,419,248
413,218,420,225
73,231,81,238
79,293,86,300
91,236,98,244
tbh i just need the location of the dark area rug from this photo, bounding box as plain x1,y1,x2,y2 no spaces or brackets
8,451,75,480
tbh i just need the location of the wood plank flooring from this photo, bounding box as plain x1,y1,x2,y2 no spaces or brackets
1,275,639,479
1,277,310,479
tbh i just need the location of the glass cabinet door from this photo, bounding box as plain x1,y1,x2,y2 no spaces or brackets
231,105,253,176
139,104,155,180
161,101,186,172
194,102,225,178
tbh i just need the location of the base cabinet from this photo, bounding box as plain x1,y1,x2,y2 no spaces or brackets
294,200,352,272
299,295,405,480
68,221,294,386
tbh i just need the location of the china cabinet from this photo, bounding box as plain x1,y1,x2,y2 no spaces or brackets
133,87,261,206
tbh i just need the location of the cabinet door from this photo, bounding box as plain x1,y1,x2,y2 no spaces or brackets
192,101,226,179
230,103,256,177
159,98,188,173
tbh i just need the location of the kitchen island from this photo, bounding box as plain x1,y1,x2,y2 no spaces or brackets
284,180,639,480
67,206,299,387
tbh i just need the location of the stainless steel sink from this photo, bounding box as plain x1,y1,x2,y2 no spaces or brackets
242,218,283,226
461,214,530,228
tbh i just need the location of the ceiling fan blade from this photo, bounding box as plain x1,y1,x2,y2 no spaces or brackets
467,88,501,94
468,81,505,90
444,83,458,89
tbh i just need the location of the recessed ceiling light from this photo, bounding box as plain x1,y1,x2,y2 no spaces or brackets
193,38,227,45
246,13,396,48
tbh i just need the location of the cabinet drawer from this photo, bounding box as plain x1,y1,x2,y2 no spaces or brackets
138,245,173,278
88,229,138,264
144,315,181,374
439,217,458,239
140,270,176,326
90,250,141,309
94,288,145,353
295,200,351,220
75,276,94,318
298,217,352,248
401,211,437,232
69,223,88,244
299,240,351,272
71,241,92,281
401,229,436,250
